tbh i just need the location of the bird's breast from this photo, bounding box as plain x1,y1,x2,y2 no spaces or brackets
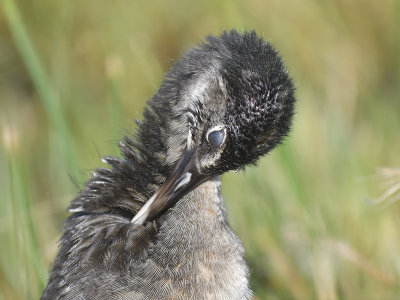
133,178,252,299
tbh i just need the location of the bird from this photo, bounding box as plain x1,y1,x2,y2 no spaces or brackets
42,30,296,300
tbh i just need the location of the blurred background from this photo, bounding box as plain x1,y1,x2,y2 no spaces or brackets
1,0,400,299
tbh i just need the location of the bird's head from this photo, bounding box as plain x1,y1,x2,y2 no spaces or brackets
132,30,295,224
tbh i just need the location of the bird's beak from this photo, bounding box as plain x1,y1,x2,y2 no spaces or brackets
131,146,207,225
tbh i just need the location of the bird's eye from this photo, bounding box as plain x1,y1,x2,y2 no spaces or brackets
207,128,226,148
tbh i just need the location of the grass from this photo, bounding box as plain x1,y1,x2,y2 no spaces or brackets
1,0,400,299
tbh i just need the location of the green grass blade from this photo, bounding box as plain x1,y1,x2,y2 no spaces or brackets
1,0,82,183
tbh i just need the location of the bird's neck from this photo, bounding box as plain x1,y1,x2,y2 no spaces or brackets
159,177,229,234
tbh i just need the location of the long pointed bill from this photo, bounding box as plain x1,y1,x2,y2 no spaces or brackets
131,147,208,225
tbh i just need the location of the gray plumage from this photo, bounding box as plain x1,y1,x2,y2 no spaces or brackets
42,30,296,299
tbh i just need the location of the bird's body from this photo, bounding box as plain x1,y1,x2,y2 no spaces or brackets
42,30,295,299
44,179,249,299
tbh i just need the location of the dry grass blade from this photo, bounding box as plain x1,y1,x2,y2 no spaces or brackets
370,168,400,206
